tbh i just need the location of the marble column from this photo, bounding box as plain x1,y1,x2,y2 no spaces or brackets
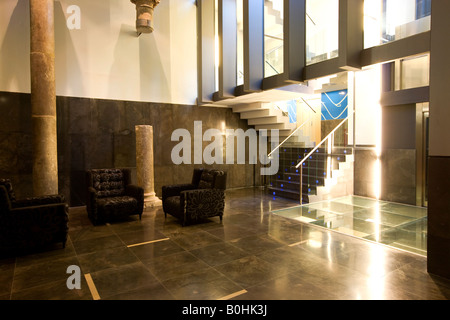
136,125,162,208
30,0,58,196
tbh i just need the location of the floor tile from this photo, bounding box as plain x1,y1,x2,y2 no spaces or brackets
214,255,281,288
228,234,284,255
72,234,125,255
169,230,223,250
161,268,243,300
89,262,159,299
129,239,185,262
102,282,174,300
12,256,81,293
11,277,92,300
189,242,249,266
77,246,140,274
205,224,258,241
234,273,338,300
143,251,210,282
0,257,15,298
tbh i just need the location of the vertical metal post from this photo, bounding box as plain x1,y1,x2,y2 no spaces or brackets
299,165,303,205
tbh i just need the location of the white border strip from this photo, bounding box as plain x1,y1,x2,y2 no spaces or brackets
218,289,248,300
127,237,170,248
84,273,101,300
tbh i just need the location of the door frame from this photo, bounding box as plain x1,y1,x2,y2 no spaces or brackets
416,102,429,207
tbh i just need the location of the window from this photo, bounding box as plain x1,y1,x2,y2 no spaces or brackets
306,0,339,65
264,0,284,77
398,54,430,90
364,0,431,49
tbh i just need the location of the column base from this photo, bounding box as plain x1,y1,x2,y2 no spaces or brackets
143,192,162,208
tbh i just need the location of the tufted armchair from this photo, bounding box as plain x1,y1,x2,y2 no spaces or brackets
0,179,69,256
162,168,227,226
86,168,144,225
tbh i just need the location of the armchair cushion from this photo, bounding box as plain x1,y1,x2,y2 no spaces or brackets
198,170,215,189
96,196,139,216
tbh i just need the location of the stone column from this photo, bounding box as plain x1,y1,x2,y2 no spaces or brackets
130,0,161,34
136,125,162,208
30,0,58,196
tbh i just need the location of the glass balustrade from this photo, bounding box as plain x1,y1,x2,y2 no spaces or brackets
267,117,351,205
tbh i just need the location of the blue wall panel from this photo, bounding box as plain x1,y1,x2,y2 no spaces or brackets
321,90,348,120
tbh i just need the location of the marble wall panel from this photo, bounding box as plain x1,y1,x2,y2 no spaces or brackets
428,156,450,279
353,148,378,199
381,149,416,205
354,147,417,205
0,92,33,199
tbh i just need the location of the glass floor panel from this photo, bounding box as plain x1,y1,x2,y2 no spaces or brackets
273,196,427,256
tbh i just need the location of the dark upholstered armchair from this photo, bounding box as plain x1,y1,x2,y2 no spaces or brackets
0,179,69,256
162,169,227,226
86,168,144,225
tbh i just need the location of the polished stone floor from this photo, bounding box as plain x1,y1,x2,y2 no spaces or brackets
1,188,449,300
274,196,428,256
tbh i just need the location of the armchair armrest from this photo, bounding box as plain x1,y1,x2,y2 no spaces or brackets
11,202,69,221
125,184,144,202
87,187,98,201
162,184,197,201
86,186,98,217
181,188,225,220
13,194,66,208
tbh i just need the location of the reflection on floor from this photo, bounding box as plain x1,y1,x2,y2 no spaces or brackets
1,188,447,301
273,196,427,256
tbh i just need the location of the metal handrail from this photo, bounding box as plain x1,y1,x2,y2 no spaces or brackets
296,118,348,205
268,98,319,157
296,118,348,169
268,117,313,157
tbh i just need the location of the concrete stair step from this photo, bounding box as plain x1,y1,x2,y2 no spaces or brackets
248,116,284,126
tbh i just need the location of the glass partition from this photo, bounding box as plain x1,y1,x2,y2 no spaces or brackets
306,0,339,66
364,0,431,49
264,0,284,77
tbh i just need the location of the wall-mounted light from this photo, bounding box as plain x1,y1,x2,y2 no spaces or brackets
130,0,161,35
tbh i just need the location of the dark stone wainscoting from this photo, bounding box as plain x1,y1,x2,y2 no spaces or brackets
0,91,261,206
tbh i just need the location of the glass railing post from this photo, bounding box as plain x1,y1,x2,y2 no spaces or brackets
299,168,303,205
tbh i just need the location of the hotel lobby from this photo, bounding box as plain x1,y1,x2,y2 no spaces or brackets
1,0,450,302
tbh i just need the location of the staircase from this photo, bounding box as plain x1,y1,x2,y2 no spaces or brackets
229,100,354,205
226,0,352,204
265,0,283,26
233,102,294,139
267,146,354,204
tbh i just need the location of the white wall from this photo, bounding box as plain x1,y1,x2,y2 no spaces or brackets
0,0,198,105
354,66,382,147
